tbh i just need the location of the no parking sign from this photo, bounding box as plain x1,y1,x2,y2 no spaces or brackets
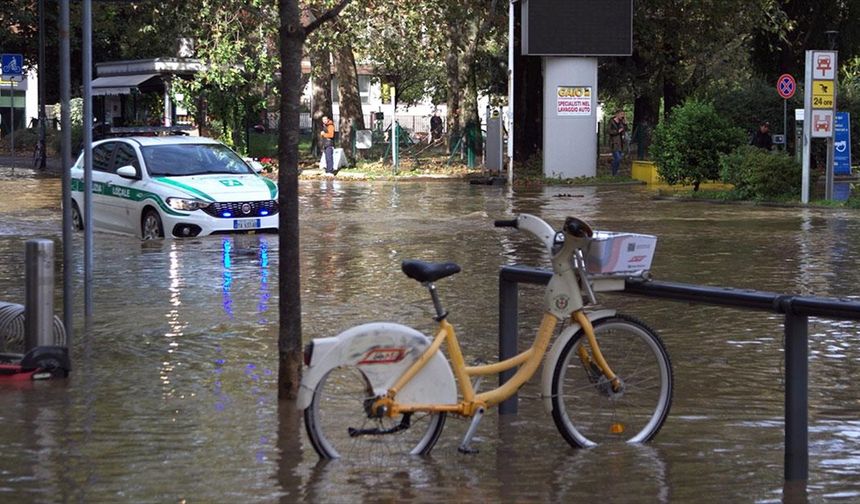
777,74,796,99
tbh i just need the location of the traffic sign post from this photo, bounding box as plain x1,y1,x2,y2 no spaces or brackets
776,74,796,152
1,54,24,160
803,50,839,202
1,54,23,77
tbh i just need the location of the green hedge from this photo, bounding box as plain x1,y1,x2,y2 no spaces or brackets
720,145,804,199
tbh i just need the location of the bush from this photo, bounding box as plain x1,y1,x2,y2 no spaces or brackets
651,100,745,191
720,145,804,199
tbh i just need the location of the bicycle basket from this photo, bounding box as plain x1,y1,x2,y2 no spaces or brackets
583,231,657,276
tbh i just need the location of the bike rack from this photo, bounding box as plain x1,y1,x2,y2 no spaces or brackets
0,240,70,380
498,264,860,482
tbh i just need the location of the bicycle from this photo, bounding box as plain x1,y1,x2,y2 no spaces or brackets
297,214,673,460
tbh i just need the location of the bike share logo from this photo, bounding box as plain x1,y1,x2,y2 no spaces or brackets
554,295,570,311
359,347,407,365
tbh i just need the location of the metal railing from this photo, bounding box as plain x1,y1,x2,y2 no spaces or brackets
497,264,860,482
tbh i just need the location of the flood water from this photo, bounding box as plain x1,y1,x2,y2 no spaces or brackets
1,169,860,503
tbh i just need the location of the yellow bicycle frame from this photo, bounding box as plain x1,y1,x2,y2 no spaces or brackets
373,307,617,418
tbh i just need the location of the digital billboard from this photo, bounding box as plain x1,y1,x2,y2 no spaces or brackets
521,0,633,56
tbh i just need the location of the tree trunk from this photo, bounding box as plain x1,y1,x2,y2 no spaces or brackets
445,30,462,149
277,0,305,400
456,1,498,160
459,46,482,158
334,43,365,162
514,56,543,159
663,78,682,120
309,46,332,156
632,93,659,160
513,10,542,163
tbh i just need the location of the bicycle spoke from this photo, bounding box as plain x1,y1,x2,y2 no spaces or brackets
551,316,673,447
305,365,446,460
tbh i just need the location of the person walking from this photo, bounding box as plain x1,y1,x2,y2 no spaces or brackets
320,115,336,174
608,109,628,176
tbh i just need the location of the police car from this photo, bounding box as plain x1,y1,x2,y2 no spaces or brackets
70,136,279,239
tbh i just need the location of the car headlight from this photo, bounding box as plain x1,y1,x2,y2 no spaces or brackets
167,197,211,211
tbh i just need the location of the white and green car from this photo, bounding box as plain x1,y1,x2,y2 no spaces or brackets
71,136,279,239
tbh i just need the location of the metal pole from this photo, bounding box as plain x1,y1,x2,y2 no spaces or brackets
391,88,398,172
498,275,519,415
784,312,809,481
801,51,812,204
507,0,515,185
60,0,73,348
25,239,55,350
825,137,834,199
38,0,47,169
825,52,839,200
10,80,15,159
83,0,94,317
783,99,787,153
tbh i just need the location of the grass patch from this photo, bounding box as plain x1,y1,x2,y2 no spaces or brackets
655,188,744,201
349,158,474,179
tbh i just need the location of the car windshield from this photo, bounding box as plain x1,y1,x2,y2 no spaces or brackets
141,143,253,177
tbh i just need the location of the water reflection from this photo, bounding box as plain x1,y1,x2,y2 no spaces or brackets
1,181,860,501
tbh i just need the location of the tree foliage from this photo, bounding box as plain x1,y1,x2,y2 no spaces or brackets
170,0,280,151
651,100,745,191
750,0,860,80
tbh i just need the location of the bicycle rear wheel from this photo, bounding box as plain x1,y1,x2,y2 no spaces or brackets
304,365,446,460
550,314,673,447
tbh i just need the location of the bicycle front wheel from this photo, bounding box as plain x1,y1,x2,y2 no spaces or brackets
550,314,673,448
304,365,446,461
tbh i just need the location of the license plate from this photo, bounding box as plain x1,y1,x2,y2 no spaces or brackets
233,219,260,230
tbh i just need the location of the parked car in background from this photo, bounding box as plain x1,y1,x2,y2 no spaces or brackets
70,136,279,239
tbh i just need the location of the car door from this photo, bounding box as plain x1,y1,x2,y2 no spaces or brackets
109,141,146,234
91,142,123,232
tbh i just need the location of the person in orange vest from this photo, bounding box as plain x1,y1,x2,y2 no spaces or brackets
320,116,336,174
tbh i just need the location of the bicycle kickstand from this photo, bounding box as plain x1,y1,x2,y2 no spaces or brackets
457,406,485,454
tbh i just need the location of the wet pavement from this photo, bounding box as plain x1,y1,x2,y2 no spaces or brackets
1,171,860,502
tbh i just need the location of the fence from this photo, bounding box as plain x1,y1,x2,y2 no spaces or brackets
266,112,444,136
497,264,860,482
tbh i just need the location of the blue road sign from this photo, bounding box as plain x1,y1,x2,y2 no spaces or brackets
1,54,23,76
834,112,851,176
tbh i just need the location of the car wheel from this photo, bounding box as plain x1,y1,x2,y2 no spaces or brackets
141,209,164,240
71,201,84,231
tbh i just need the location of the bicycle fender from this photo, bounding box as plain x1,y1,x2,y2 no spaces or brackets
540,309,616,414
296,322,457,411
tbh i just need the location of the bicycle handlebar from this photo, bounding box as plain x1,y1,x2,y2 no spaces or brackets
563,217,594,238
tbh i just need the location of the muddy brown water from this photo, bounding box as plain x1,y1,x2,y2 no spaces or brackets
1,170,859,502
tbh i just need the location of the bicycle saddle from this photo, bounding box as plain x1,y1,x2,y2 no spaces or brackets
401,260,461,283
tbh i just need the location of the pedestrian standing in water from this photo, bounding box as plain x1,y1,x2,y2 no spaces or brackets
320,115,336,174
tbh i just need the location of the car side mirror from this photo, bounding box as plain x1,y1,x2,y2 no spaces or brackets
116,165,139,179
244,158,264,173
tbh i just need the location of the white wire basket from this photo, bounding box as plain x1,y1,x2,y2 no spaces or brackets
584,231,657,277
